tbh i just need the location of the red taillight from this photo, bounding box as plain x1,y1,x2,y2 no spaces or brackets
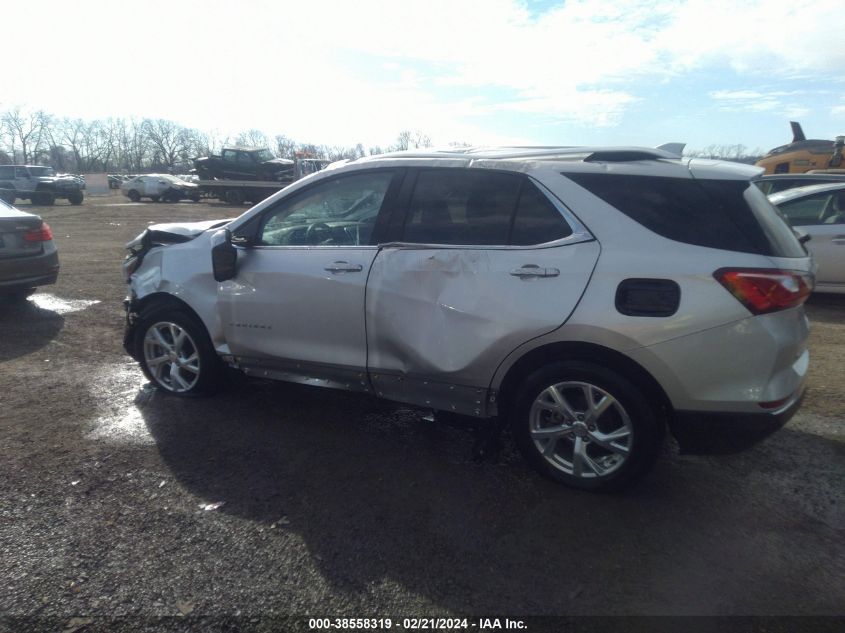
23,222,54,242
714,268,813,315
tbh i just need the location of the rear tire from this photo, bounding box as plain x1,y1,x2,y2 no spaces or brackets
134,305,224,397
0,288,35,303
32,191,55,205
68,191,84,205
510,361,663,491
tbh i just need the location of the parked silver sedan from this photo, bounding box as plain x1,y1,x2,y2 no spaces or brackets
0,199,59,301
769,183,845,294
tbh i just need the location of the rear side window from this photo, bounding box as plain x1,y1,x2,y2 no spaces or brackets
403,169,571,246
565,173,805,257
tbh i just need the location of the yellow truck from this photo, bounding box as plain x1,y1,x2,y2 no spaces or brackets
756,122,844,174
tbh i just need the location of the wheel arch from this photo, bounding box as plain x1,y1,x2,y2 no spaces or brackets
494,341,673,421
126,292,211,359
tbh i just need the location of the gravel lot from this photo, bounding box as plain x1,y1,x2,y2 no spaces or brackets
1,192,843,630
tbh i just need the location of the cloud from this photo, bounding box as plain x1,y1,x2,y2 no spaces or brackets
2,0,843,145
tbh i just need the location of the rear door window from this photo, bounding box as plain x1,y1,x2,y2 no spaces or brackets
565,172,805,257
402,169,572,246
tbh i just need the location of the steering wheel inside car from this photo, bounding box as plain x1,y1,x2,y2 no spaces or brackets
305,222,332,244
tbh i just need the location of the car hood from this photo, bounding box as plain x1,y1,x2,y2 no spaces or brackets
262,158,295,167
126,219,233,250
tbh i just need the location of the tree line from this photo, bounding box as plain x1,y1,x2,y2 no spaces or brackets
0,106,765,173
0,106,434,173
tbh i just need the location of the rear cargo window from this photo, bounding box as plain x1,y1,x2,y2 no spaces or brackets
565,173,805,257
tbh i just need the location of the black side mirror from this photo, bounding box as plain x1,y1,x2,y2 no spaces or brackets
211,228,238,282
793,228,811,245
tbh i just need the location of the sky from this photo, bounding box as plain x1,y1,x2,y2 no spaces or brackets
3,0,844,153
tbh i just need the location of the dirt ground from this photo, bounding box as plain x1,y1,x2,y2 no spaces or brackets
0,192,843,630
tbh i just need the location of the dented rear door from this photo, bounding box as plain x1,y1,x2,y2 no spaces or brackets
364,168,599,416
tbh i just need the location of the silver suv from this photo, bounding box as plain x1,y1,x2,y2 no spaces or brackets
122,147,813,490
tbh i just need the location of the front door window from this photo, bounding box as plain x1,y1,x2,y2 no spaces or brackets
259,171,394,246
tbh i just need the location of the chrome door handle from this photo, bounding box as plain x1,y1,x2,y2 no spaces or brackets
324,261,363,273
510,265,560,278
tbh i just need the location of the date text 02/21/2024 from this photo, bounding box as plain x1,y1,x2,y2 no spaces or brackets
307,618,527,630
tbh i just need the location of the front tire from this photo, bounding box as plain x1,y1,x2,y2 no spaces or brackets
510,361,663,491
128,190,141,202
134,306,224,397
68,191,84,205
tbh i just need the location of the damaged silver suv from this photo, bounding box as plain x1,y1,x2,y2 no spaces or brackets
122,147,813,490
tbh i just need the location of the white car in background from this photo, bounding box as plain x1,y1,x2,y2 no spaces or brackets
769,183,845,294
121,174,201,203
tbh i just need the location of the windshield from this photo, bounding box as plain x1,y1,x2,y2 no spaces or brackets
254,149,275,162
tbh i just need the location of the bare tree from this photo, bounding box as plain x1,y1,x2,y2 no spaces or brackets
685,144,763,164
236,129,269,148
392,129,431,151
2,107,50,164
275,135,297,160
395,130,412,151
143,119,190,170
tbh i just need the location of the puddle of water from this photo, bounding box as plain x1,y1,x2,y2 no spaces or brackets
86,364,156,445
31,294,100,315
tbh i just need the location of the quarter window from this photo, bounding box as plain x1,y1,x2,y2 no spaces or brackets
566,172,805,257
511,182,573,245
259,171,394,246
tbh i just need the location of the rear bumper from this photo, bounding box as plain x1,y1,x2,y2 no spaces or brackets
670,388,804,454
0,250,60,291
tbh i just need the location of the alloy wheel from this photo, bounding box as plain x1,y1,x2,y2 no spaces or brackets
528,381,633,479
142,321,201,393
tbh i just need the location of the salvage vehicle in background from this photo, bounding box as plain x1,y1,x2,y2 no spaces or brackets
122,146,813,491
753,172,845,195
0,198,59,301
194,147,295,181
193,150,330,205
0,165,85,205
756,121,844,175
769,182,845,294
120,174,201,203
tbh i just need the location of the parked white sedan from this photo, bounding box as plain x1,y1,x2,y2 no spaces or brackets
769,182,845,294
121,174,200,203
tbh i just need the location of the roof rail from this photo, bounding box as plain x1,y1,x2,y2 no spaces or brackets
356,145,684,163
